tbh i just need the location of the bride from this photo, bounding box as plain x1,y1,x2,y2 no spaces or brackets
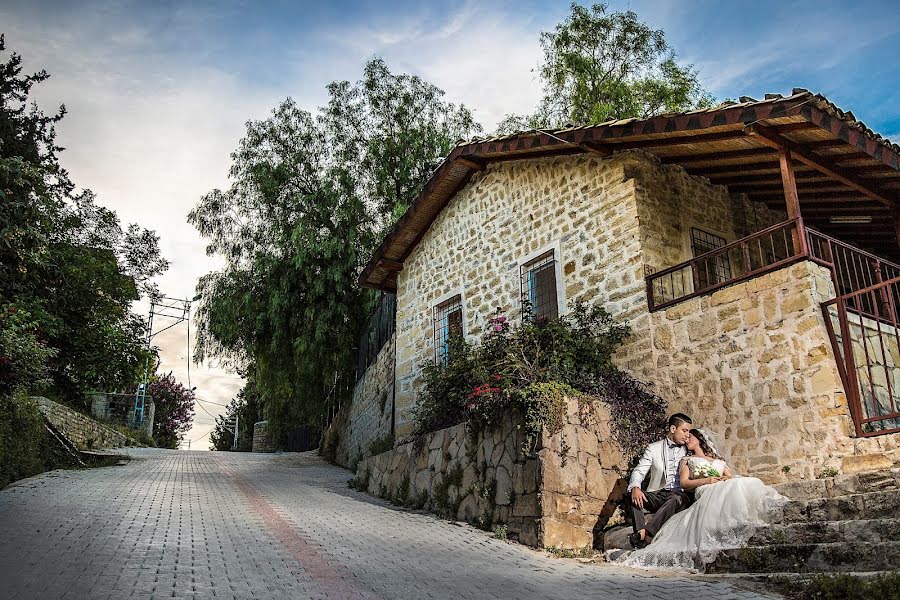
618,428,786,572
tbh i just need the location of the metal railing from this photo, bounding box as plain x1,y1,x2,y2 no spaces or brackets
823,277,900,436
646,218,807,311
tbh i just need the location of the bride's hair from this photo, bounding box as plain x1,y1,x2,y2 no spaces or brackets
689,429,721,459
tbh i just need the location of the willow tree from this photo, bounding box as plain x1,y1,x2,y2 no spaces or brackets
190,59,480,438
496,2,714,133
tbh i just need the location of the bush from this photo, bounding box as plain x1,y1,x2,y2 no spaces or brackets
0,395,78,488
412,302,666,459
769,573,900,600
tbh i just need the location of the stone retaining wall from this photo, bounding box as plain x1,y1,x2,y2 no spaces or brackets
333,335,395,468
354,397,626,549
32,396,126,450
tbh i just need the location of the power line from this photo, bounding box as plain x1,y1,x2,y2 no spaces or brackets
196,397,230,408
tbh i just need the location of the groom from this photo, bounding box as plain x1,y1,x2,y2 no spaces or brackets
626,413,694,549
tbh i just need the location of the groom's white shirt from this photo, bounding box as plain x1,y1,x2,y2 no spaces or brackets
627,438,686,493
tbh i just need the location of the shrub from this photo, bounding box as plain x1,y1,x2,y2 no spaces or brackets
412,301,666,460
769,573,900,600
0,395,79,488
319,426,340,463
368,433,395,456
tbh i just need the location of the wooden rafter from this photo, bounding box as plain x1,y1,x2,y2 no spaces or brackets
745,123,896,206
457,157,485,171
661,147,774,165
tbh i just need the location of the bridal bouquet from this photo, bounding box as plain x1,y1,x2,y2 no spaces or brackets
694,464,722,478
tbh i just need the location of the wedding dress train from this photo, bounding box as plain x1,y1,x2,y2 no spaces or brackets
619,458,787,573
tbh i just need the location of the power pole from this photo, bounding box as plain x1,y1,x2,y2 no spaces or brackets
133,296,191,428
232,413,240,451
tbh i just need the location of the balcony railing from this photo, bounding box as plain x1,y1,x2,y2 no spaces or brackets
646,218,900,312
646,218,808,311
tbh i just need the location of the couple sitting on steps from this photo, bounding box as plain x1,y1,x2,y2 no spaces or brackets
615,413,786,572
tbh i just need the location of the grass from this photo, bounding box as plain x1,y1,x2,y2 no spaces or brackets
767,573,900,600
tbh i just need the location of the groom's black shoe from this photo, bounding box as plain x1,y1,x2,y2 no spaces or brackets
628,532,649,550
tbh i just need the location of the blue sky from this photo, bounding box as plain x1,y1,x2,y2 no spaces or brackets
3,0,899,445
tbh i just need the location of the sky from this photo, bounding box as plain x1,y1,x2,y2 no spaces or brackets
3,0,899,449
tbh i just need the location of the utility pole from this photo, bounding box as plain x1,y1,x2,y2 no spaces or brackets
133,296,191,428
232,413,240,451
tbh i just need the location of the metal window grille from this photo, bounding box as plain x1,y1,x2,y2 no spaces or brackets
690,228,731,288
433,295,463,363
520,250,559,322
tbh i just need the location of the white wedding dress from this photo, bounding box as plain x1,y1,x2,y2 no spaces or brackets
619,457,787,573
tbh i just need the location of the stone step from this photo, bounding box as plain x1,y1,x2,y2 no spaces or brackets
707,541,900,574
775,469,900,501
749,517,900,545
777,489,900,523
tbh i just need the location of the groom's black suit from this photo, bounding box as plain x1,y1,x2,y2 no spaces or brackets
627,438,693,540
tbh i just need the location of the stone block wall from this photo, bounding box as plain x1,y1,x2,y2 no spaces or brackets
634,261,900,481
333,335,395,468
88,392,155,438
354,398,626,549
32,396,126,450
393,149,785,439
252,420,276,453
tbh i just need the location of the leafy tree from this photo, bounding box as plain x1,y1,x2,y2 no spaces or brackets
496,2,714,132
210,375,261,451
142,372,195,449
190,59,480,440
0,35,167,405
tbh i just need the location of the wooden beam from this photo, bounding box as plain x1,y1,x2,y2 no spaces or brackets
456,157,485,171
661,147,775,165
604,129,746,149
745,123,896,206
705,171,826,186
381,259,404,272
580,141,612,156
779,148,801,219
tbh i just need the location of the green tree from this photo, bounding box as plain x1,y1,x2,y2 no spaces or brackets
496,2,713,132
210,374,261,451
190,59,480,441
0,35,167,405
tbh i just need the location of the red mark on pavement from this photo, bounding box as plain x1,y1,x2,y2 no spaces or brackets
223,465,380,600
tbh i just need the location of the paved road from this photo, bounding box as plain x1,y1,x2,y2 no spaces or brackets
0,449,775,600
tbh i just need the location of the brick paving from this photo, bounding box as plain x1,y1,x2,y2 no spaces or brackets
0,449,776,599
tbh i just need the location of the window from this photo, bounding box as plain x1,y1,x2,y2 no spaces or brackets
433,295,463,363
520,250,559,322
690,228,731,289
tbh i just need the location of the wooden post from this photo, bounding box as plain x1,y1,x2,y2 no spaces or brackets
779,148,801,219
779,148,805,255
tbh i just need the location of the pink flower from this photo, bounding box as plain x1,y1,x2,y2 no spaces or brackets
493,324,503,332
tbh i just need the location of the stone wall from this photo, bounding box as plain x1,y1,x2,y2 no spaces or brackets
354,398,626,549
393,150,784,439
88,392,155,438
32,396,126,450
333,335,395,468
636,261,900,481
252,420,276,453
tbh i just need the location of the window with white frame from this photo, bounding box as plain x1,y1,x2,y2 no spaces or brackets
433,295,463,363
520,250,559,322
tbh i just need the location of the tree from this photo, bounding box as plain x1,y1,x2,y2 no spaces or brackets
0,35,168,405
143,372,195,449
210,375,261,451
496,3,714,132
190,59,480,440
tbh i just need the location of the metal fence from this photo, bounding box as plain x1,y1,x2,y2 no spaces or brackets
356,293,396,381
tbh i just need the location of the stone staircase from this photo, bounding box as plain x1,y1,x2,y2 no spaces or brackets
707,469,900,574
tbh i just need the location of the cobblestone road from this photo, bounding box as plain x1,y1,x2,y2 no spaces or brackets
0,449,776,599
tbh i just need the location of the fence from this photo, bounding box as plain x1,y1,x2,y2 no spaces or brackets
356,293,396,381
646,218,806,311
285,424,320,452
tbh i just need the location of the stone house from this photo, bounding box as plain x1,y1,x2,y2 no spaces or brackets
339,90,900,485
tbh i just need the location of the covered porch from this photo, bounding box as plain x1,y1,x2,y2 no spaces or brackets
640,103,900,438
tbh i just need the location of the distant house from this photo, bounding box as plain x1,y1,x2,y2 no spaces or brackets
342,89,900,480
